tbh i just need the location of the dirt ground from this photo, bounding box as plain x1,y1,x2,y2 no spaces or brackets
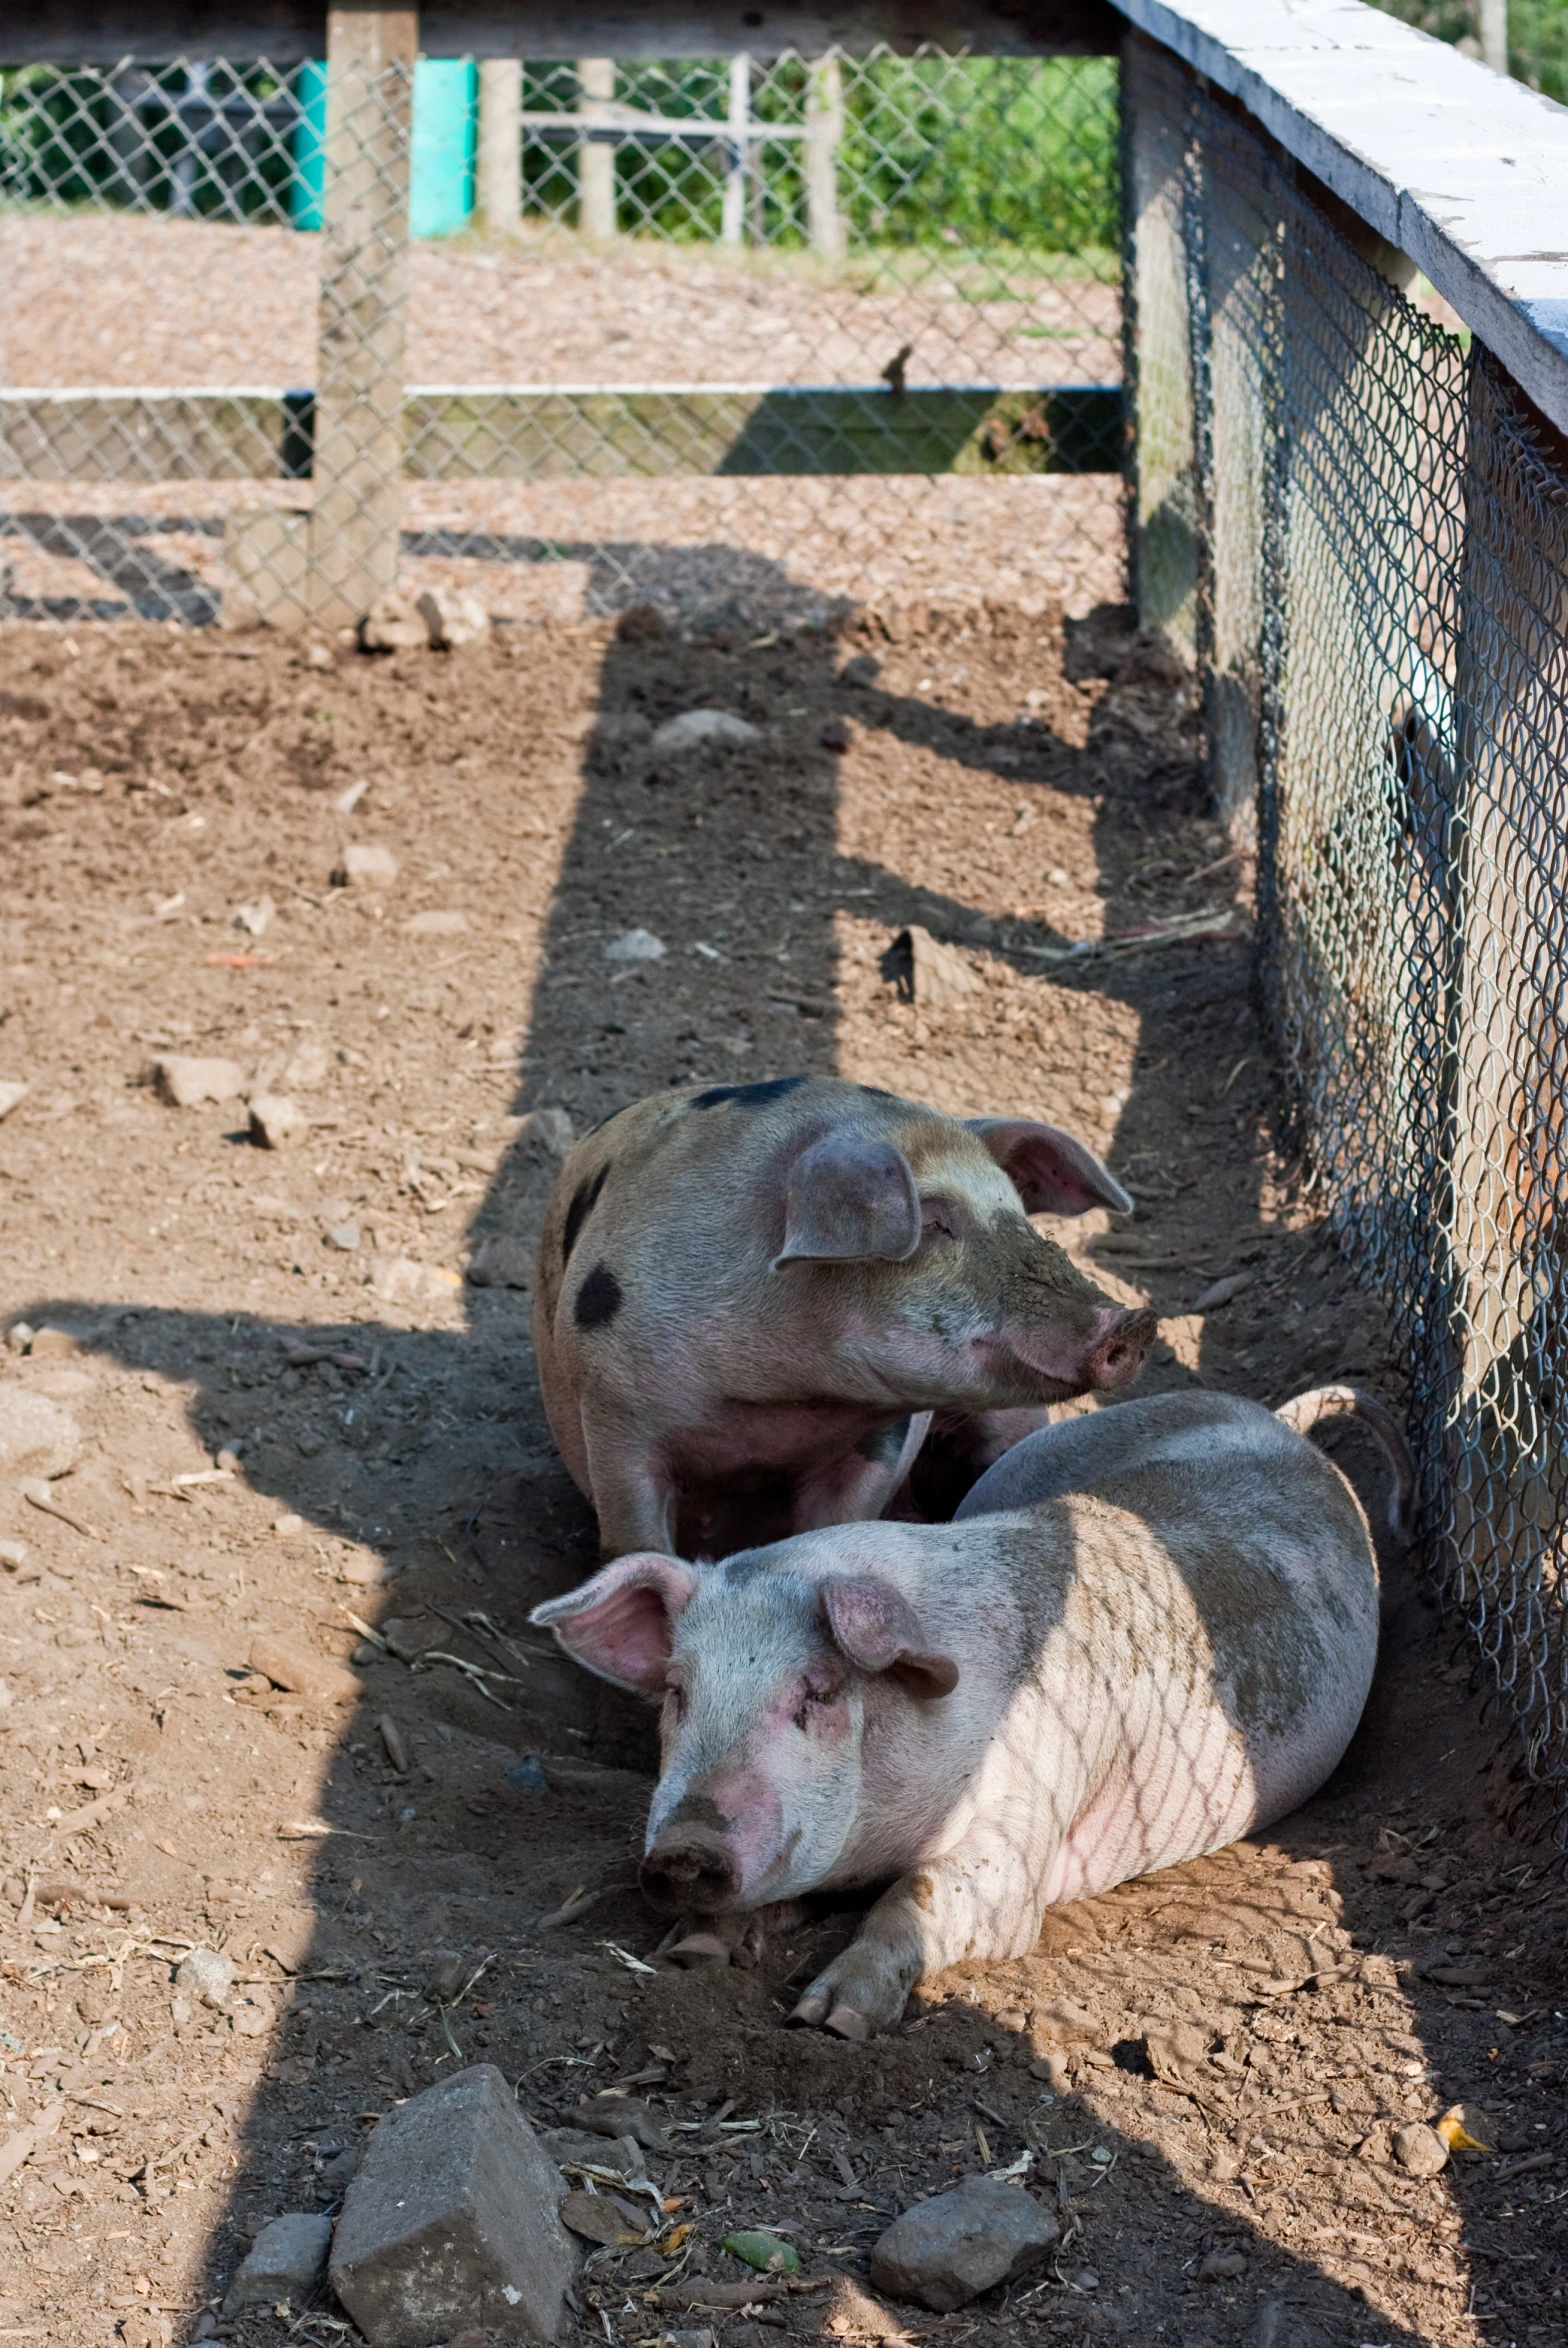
0,597,1564,2348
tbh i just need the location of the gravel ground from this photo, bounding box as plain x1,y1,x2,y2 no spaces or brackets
0,601,1563,2347
0,216,1119,393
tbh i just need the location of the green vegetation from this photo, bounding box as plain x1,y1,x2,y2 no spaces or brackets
1364,0,1568,101
522,53,1120,261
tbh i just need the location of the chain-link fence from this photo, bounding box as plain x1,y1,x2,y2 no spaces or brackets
0,41,1125,634
1127,36,1568,1835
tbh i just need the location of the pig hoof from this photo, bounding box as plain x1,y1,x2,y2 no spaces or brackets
665,1931,734,1968
787,1991,832,2028
824,2001,871,2043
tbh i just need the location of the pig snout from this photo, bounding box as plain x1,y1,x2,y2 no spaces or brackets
640,1825,742,1914
1085,1303,1157,1391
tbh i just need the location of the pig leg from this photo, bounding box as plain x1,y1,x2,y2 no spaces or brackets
581,1408,679,1557
789,1830,1051,2039
790,1413,932,1535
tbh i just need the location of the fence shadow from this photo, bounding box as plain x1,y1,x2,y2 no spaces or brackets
6,591,1527,2345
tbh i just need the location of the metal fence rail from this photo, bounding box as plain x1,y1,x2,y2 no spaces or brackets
1126,28,1568,1833
0,39,1125,631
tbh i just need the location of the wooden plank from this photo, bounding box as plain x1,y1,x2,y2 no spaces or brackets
307,6,417,627
6,0,1122,64
1109,0,1568,438
0,390,292,481
0,382,1123,479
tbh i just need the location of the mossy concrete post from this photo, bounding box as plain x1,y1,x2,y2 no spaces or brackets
308,5,416,629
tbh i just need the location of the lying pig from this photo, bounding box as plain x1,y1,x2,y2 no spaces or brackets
532,1384,1410,2036
533,1074,1153,1558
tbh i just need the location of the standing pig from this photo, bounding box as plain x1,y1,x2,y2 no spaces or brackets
533,1074,1153,1559
531,1385,1409,2036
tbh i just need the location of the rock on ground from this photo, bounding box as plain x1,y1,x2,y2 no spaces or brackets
328,2062,578,2347
650,708,760,754
0,1082,28,1121
249,1092,307,1150
222,2210,333,2314
869,2175,1060,2312
0,1388,82,1481
152,1054,245,1108
334,843,399,890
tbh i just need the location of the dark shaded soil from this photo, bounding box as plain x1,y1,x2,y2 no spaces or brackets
0,603,1563,2348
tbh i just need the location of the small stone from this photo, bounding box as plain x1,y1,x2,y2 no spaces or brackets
820,717,853,752
1193,1271,1252,1314
27,1326,80,1361
232,896,275,938
465,1235,532,1289
506,1755,551,1793
1030,1997,1100,2046
0,1082,29,1122
371,1256,464,1311
1392,2121,1449,2178
323,1221,360,1251
403,910,469,937
249,1634,362,1708
869,2177,1059,2312
283,1039,332,1090
328,2063,578,2345
615,603,667,643
154,1054,246,1109
176,1946,235,2009
527,1107,575,1156
333,843,399,891
415,586,489,649
1197,2248,1248,2283
603,928,666,963
0,1540,28,1570
0,1389,82,1481
5,1323,33,1353
223,2210,333,2314
650,708,760,756
1027,2049,1073,2096
885,924,983,1011
249,1092,308,1151
560,2190,644,2245
272,1512,305,1539
1144,2018,1211,2081
362,591,430,653
231,1995,273,2038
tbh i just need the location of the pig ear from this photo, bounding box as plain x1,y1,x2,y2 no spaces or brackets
529,1554,699,1696
775,1134,921,1267
968,1117,1133,1217
821,1574,959,1700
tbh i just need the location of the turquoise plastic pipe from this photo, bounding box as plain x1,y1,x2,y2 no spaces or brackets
290,56,476,237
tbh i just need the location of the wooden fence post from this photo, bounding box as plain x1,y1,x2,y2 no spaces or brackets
479,56,523,232
721,52,750,247
804,50,844,260
578,58,617,238
308,5,417,630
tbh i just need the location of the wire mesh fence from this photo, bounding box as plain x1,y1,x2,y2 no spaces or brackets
1128,40,1568,1834
0,43,1126,634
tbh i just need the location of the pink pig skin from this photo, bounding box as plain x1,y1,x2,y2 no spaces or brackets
532,1385,1410,2038
532,1074,1153,1559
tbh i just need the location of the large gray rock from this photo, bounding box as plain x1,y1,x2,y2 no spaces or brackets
0,1388,82,1481
223,2211,332,2313
869,2176,1060,2312
328,2064,578,2346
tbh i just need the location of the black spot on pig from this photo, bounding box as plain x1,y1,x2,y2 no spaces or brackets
574,1262,623,1330
690,1076,808,1111
562,1164,610,1269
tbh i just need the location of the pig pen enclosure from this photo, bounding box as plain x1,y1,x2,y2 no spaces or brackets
1,2,1568,2345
